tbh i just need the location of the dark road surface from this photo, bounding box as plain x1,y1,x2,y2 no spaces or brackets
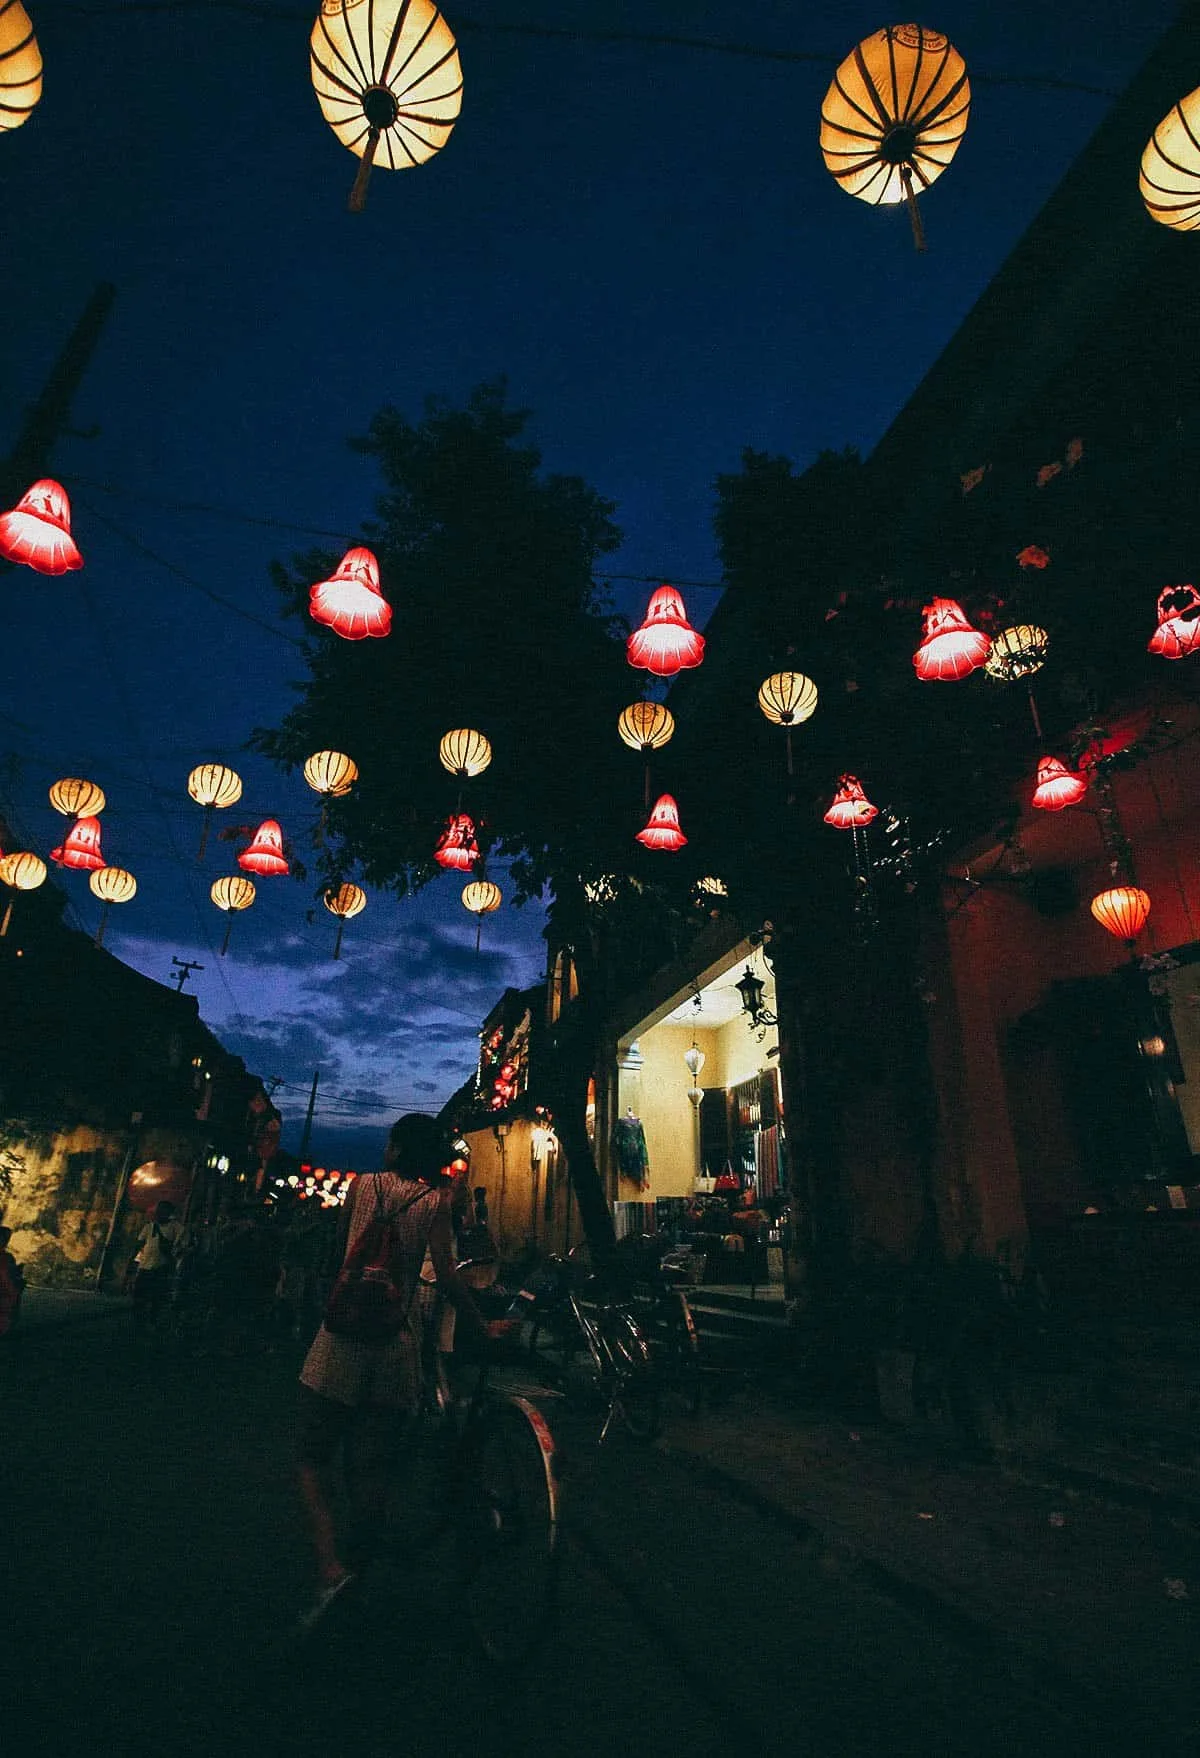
1,1314,1127,1758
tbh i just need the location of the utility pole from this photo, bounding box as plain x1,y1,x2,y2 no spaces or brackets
170,957,204,993
3,281,116,507
299,1069,319,1157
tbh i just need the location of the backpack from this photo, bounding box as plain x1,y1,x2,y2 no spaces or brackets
323,1177,428,1345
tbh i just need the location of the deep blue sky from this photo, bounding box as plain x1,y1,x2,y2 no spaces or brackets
1,0,1183,1162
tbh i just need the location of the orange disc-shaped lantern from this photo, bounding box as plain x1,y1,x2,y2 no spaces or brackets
238,819,289,876
1031,756,1087,812
617,702,675,752
1140,85,1200,230
824,775,878,829
1090,886,1151,943
434,812,479,872
626,586,705,679
304,750,359,797
0,851,46,890
820,24,970,251
0,479,82,574
0,1,43,134
323,881,366,960
50,815,104,871
439,729,492,778
49,777,105,817
636,793,687,852
309,547,392,640
913,598,990,681
211,873,256,955
1148,585,1200,659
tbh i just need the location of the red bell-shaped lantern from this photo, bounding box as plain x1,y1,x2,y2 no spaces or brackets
635,793,687,851
0,478,83,575
309,546,392,640
913,598,990,681
434,812,479,872
1090,885,1151,943
50,814,105,871
626,585,705,678
1031,755,1087,812
1147,584,1200,659
823,775,878,829
238,819,289,876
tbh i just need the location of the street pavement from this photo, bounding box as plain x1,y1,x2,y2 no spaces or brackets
1,1305,1195,1757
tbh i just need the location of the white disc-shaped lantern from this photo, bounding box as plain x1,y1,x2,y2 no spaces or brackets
439,729,492,779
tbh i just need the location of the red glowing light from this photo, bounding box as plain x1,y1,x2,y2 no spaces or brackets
0,479,83,575
309,547,392,640
626,585,705,678
823,775,878,829
50,815,104,871
913,598,990,681
238,819,289,876
1016,545,1050,570
1031,756,1087,812
434,812,479,872
1090,886,1151,943
1148,584,1200,660
635,793,687,851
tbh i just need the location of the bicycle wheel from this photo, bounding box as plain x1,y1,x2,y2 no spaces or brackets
602,1309,661,1442
454,1395,560,1667
528,1310,577,1385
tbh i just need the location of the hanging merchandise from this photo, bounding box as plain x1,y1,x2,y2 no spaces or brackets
613,1109,650,1189
311,0,463,213
238,819,289,876
323,881,366,959
0,479,82,574
1147,585,1200,659
758,671,818,775
1140,84,1200,230
636,793,687,851
0,0,41,133
211,874,256,956
89,866,136,948
187,764,243,859
462,878,502,950
1090,886,1152,944
913,599,990,681
50,815,104,871
439,729,492,779
435,812,479,872
49,777,105,817
1031,756,1087,812
626,585,705,678
823,776,878,829
309,546,392,640
819,24,970,251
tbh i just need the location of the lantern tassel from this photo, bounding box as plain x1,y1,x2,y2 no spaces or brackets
333,918,346,961
1027,683,1044,741
0,899,12,939
197,805,212,863
475,916,483,954
348,128,382,214
785,728,794,777
95,902,109,949
901,169,927,254
220,914,234,957
643,760,651,810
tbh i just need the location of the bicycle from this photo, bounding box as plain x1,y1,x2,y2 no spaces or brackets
521,1251,661,1443
624,1245,704,1417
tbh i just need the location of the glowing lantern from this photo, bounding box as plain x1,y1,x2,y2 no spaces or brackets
0,849,45,937
626,586,705,679
324,881,367,960
0,1,42,133
89,865,136,948
636,793,687,852
758,671,818,774
684,1044,705,1082
50,815,104,871
1140,85,1200,230
439,729,492,779
211,874,256,956
304,750,359,797
1090,886,1152,944
0,479,82,574
49,777,105,817
1031,756,1087,812
824,776,878,829
238,819,289,877
617,702,675,752
819,24,970,251
187,763,243,858
462,878,502,950
984,626,1049,683
309,547,392,640
434,812,479,872
311,0,463,213
1148,585,1200,659
913,599,990,682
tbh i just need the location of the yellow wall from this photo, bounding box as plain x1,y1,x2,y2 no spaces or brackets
459,1118,580,1262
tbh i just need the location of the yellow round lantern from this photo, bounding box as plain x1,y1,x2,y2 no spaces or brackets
617,702,675,752
323,881,367,960
0,1,42,134
984,626,1049,683
211,873,256,956
187,763,243,809
462,878,501,951
49,777,105,817
757,672,818,726
820,24,970,250
304,750,359,797
89,865,136,948
0,851,46,890
1141,85,1200,230
439,729,493,779
310,0,463,213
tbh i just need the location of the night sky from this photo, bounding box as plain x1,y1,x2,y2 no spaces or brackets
2,0,1182,1163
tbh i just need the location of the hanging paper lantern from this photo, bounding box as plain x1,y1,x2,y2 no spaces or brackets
626,586,705,678
1031,756,1087,812
819,24,970,250
1140,85,1200,230
89,866,136,947
310,0,463,213
324,881,367,960
684,1045,705,1082
1090,886,1152,943
1148,585,1200,659
757,672,818,726
434,812,479,872
309,547,392,640
984,626,1049,683
49,777,105,818
913,598,990,682
304,750,359,797
462,879,502,917
824,775,878,829
0,851,45,890
686,1087,705,1111
50,816,104,871
187,764,243,810
439,729,492,779
0,1,42,133
0,479,82,574
211,874,256,956
238,819,289,876
617,702,675,752
636,793,687,851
